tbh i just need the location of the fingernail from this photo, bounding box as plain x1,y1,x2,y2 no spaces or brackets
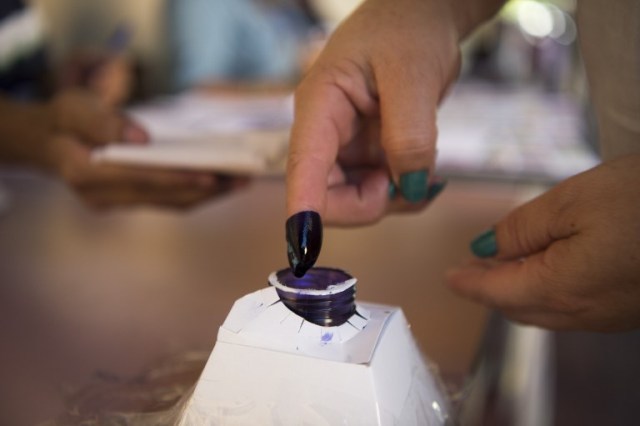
470,229,498,258
388,181,397,199
286,211,322,277
399,169,428,203
426,180,447,201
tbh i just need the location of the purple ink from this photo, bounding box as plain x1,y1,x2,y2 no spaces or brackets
270,267,356,327
285,211,322,277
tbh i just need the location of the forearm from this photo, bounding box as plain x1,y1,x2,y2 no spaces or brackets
445,0,507,40
0,97,53,171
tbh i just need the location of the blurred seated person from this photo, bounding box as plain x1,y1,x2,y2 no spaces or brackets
55,23,135,108
0,0,248,210
168,0,324,90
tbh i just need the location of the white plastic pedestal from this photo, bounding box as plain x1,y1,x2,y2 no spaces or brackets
178,287,450,425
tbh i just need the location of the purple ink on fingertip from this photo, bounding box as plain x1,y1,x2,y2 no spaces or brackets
285,211,322,277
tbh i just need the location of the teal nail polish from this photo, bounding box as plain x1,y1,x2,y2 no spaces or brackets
470,229,498,258
426,180,447,201
399,170,428,203
388,181,397,199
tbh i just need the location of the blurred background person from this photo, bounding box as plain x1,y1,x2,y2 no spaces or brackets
0,0,248,210
55,23,135,107
167,0,325,91
0,0,47,99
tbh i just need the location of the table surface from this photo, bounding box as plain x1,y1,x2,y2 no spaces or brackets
0,171,529,425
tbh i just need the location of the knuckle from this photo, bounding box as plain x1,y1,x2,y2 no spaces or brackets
501,211,534,255
309,57,361,82
287,150,331,176
382,120,437,154
384,132,435,154
296,57,376,113
325,58,369,94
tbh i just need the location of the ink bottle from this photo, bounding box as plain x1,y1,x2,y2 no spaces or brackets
269,267,358,327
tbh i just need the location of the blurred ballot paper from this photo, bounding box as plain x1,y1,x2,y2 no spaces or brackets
93,85,598,182
436,83,599,183
92,92,293,175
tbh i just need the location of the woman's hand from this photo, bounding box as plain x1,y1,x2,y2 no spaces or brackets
286,0,462,225
447,155,640,332
58,49,133,107
1,89,249,210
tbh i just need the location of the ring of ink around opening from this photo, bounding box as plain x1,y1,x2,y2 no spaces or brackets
268,267,357,295
269,267,358,327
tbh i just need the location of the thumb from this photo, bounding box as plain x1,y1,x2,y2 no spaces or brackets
470,188,577,260
376,59,440,204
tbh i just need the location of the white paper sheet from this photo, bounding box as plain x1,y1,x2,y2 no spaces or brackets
92,92,293,175
92,85,598,181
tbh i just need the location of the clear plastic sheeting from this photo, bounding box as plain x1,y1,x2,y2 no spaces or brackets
42,287,453,425
178,286,452,425
40,352,206,426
